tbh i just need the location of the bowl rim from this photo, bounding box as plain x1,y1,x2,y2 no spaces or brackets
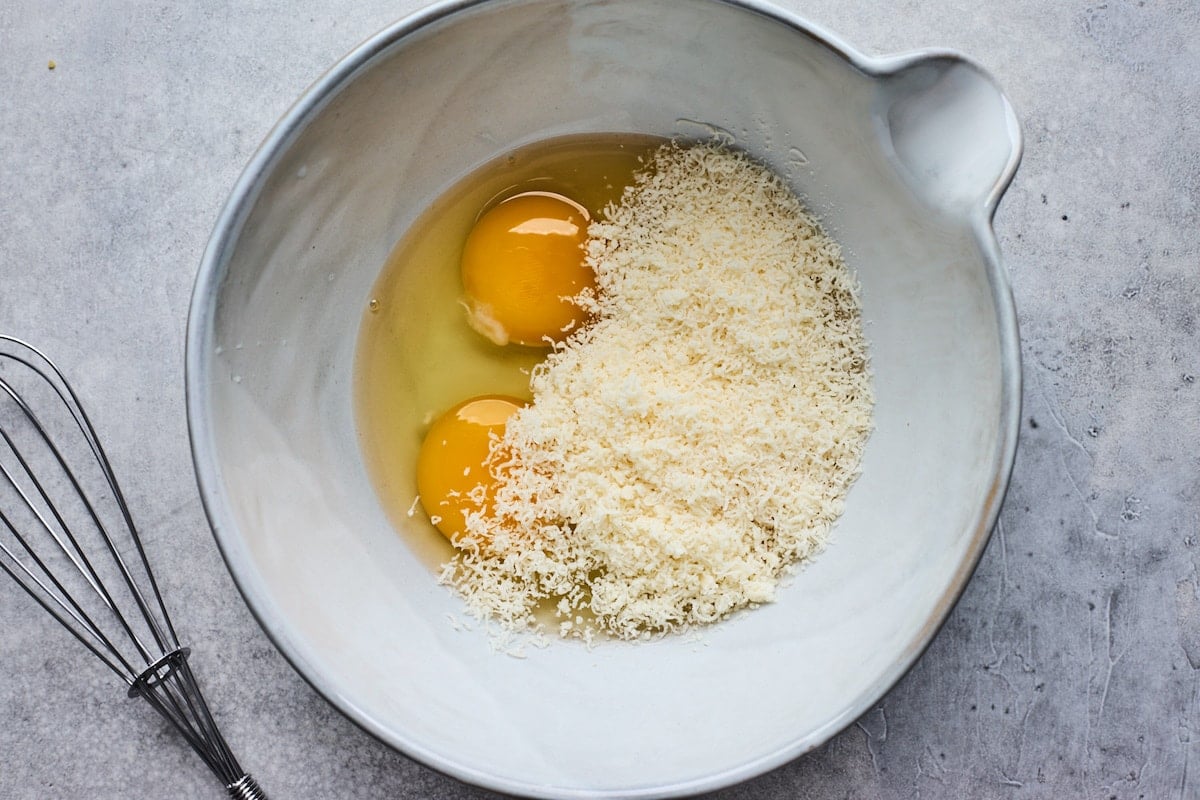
184,0,1024,796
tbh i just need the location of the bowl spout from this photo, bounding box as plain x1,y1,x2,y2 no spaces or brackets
877,54,1022,216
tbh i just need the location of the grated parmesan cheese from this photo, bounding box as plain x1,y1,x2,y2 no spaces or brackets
445,142,874,640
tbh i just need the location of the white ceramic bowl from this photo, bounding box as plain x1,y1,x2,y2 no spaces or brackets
186,1,1022,796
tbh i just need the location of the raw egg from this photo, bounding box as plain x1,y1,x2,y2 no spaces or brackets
415,395,524,545
461,191,594,347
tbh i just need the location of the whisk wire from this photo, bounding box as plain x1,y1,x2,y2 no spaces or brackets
0,529,133,680
0,421,108,603
0,335,266,798
133,651,247,781
1,348,180,661
0,368,162,673
0,451,140,682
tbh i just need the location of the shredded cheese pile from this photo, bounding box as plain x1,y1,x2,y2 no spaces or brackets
445,143,873,640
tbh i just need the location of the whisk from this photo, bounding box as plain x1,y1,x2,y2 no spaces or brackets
0,335,267,799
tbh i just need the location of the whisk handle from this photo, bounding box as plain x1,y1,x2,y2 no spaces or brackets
227,774,267,799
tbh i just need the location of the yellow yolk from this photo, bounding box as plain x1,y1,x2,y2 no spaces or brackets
461,192,594,347
415,395,524,545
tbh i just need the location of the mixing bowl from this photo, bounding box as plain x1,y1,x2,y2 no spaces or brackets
186,0,1022,796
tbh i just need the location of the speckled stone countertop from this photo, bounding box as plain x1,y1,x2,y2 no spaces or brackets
1,1,1197,798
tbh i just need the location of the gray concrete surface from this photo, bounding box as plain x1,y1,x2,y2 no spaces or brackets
1,1,1197,798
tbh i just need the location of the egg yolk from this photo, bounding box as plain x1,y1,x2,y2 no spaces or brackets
415,395,524,545
461,191,594,347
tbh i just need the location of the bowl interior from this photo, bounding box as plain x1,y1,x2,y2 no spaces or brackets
189,0,1018,796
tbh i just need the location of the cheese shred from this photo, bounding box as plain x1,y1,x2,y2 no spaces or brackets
445,143,873,640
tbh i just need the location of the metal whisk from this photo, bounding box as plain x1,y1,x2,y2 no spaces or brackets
0,335,266,799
